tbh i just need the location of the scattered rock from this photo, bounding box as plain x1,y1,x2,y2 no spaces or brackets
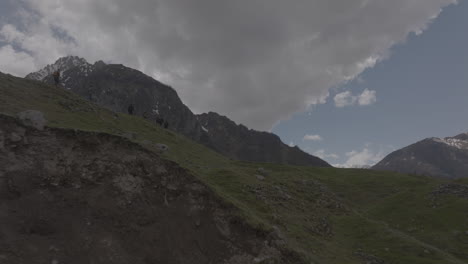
17,110,47,131
141,140,152,146
187,183,205,192
257,167,269,177
155,165,167,175
430,183,468,207
113,174,143,194
122,132,137,140
166,183,178,191
9,132,22,142
155,143,169,153
256,175,265,181
274,185,291,200
269,225,286,241
307,216,333,237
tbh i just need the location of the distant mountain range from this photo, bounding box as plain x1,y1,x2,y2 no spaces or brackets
26,56,330,167
373,133,468,178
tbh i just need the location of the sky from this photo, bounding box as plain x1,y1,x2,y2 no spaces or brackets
0,0,466,167
273,1,468,167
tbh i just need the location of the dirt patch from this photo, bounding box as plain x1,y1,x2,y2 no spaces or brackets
0,114,302,264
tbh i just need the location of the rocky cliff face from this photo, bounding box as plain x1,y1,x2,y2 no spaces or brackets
197,112,331,167
0,114,301,264
26,56,329,167
373,133,468,178
26,57,205,142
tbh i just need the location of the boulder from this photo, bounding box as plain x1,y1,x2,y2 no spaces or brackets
17,110,47,131
257,167,269,177
256,175,265,181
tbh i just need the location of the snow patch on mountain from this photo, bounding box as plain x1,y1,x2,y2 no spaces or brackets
432,136,468,150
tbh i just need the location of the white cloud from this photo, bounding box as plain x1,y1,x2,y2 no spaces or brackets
334,89,377,107
314,149,340,160
0,45,36,77
0,0,456,130
358,89,377,106
335,147,385,168
334,91,357,107
303,134,323,141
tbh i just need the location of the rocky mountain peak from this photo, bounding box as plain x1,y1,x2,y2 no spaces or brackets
25,56,92,81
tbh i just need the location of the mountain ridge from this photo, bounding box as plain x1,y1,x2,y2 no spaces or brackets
26,56,331,167
197,111,330,167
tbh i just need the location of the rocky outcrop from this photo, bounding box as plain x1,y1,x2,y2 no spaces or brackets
373,134,468,178
197,112,331,167
26,57,330,167
16,110,47,131
0,114,302,264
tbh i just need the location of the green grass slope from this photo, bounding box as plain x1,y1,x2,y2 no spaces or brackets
1,72,467,264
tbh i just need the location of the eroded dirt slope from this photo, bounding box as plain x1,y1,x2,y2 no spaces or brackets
0,114,299,264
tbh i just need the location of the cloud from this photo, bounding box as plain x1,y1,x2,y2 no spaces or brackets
303,134,323,141
358,89,377,106
334,89,377,107
314,149,339,160
334,91,356,107
0,45,36,77
335,147,385,168
0,0,457,130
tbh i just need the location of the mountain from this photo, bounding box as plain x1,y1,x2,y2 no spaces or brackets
25,56,91,81
373,133,468,178
26,56,330,167
26,56,205,141
3,71,468,263
197,112,330,166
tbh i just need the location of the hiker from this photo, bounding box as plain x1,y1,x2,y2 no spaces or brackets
128,104,134,115
53,70,60,86
164,120,169,129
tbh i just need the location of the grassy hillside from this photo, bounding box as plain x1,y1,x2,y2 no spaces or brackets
1,72,467,264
